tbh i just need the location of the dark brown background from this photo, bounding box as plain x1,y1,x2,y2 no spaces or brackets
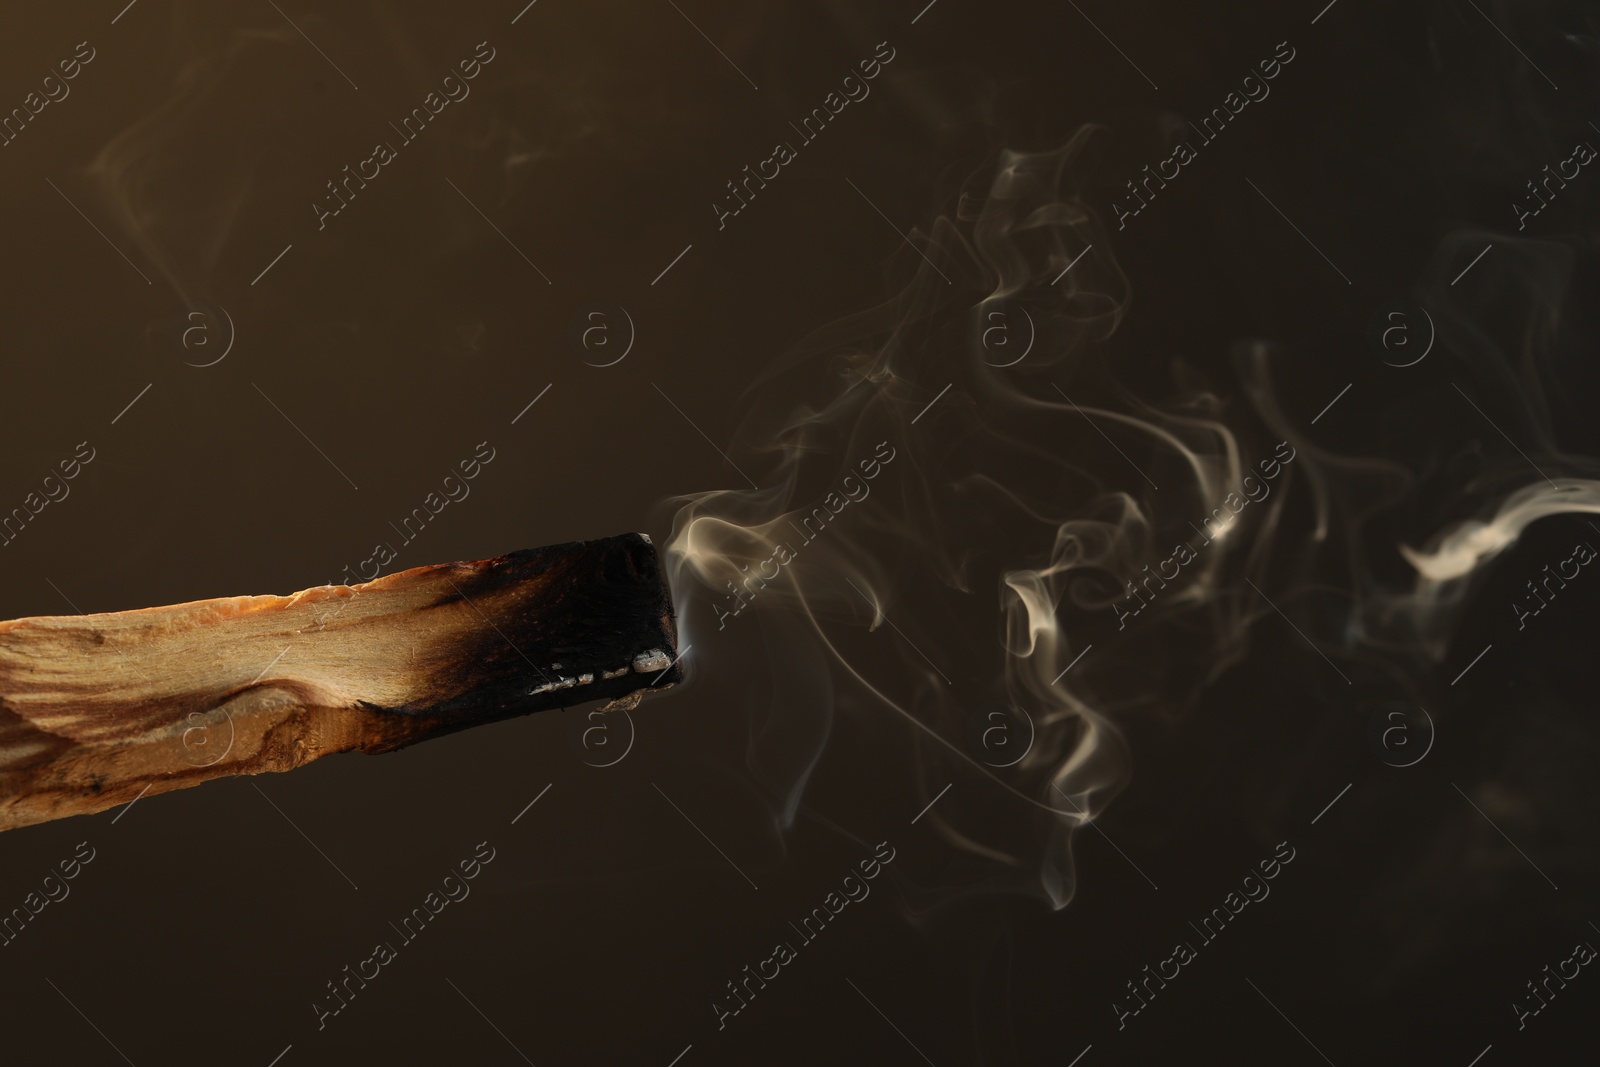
0,1,1596,1064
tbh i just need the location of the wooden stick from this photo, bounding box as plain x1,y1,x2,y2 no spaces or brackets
0,532,679,833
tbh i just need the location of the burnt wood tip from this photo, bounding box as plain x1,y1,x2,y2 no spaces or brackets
0,531,680,832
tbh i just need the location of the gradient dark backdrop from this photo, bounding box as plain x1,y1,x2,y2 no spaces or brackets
0,1,1596,1064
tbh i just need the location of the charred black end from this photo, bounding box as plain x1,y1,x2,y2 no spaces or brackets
361,532,681,749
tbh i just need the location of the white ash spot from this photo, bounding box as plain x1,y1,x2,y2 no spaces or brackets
632,649,672,673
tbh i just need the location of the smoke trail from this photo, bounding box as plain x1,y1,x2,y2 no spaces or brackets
660,126,1313,909
81,19,306,304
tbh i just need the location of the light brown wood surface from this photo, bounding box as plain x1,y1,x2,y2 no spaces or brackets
0,533,679,832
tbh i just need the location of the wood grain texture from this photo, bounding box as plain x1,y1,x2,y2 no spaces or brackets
0,532,679,832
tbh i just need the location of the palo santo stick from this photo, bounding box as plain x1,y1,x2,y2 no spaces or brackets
0,532,679,833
